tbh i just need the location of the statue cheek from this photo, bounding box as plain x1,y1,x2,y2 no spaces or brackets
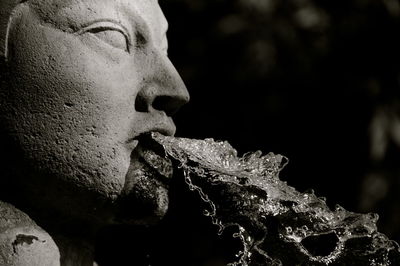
1,11,137,204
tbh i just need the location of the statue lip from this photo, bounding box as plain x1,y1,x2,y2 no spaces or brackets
126,127,175,150
131,132,174,184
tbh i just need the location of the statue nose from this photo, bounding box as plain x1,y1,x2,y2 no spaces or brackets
135,85,189,116
135,60,190,116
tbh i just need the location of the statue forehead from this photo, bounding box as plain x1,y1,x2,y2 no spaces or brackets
0,0,167,57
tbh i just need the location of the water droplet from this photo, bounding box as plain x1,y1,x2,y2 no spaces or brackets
286,226,293,234
318,196,327,203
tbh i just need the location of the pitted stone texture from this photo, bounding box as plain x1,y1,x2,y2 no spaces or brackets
0,201,60,266
0,0,189,264
0,0,189,227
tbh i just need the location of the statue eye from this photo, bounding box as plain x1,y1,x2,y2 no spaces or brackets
76,21,131,52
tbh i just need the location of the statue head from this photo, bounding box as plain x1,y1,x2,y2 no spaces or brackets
0,0,189,230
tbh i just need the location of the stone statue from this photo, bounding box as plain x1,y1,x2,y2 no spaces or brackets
3,1,400,266
0,0,189,265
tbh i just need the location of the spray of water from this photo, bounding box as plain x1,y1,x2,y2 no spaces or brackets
149,132,400,265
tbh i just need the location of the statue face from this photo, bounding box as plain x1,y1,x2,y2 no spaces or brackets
0,0,189,226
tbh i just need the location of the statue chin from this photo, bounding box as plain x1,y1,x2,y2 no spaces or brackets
115,141,173,226
117,172,170,226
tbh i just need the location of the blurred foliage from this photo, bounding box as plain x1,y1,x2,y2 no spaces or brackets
161,0,400,243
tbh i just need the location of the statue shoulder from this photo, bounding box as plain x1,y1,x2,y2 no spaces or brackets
0,201,60,266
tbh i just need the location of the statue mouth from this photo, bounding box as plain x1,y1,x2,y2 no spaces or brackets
131,133,173,185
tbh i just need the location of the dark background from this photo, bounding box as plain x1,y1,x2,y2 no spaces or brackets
161,0,400,243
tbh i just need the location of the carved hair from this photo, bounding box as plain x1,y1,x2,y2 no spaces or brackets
0,0,26,59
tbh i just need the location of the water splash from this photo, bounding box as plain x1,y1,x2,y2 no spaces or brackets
149,132,400,265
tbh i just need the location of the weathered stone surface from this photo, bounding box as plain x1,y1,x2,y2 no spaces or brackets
0,0,189,264
0,201,60,266
0,0,189,226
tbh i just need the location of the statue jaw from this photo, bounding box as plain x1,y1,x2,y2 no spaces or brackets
116,133,174,226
